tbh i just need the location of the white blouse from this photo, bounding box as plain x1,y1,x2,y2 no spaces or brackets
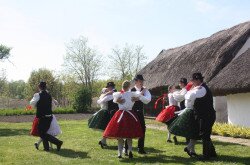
113,91,144,110
168,93,178,106
184,86,207,109
173,88,187,102
97,94,113,109
133,86,151,104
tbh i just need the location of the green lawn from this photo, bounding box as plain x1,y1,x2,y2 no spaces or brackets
0,120,250,165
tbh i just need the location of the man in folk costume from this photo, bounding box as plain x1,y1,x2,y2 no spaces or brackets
30,82,63,151
191,73,217,160
125,74,151,154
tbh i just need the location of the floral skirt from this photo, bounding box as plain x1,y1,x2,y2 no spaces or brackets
103,110,143,139
88,109,111,131
168,109,200,139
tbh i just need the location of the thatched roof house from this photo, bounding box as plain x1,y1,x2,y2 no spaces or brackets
208,48,250,96
208,48,250,127
138,21,250,92
138,21,250,126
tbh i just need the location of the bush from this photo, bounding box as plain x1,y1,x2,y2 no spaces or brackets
73,86,92,113
212,122,250,139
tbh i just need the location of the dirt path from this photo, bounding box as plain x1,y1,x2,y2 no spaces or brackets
147,125,250,147
0,114,92,123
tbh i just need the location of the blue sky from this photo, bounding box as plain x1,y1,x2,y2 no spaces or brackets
0,0,250,81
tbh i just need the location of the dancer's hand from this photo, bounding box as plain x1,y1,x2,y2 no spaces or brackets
117,97,125,104
140,88,147,95
131,97,139,102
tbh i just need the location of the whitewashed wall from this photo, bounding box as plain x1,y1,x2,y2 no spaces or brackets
227,93,250,127
213,96,228,123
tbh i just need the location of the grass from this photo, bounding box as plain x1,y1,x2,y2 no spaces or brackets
0,120,250,165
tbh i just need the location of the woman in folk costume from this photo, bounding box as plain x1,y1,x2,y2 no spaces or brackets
31,98,62,150
155,85,180,144
103,80,146,159
88,87,113,148
168,81,203,157
173,78,193,144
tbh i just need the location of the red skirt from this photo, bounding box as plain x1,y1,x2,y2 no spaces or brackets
156,105,180,123
30,117,39,136
103,110,143,139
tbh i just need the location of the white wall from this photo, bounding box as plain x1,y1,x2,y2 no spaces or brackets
213,96,228,123
227,93,250,127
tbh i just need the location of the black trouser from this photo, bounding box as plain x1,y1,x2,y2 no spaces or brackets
38,116,62,150
137,109,146,150
198,112,216,158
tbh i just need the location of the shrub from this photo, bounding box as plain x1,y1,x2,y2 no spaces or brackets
212,122,250,139
73,86,92,113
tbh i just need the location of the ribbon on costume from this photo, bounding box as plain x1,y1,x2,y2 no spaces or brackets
117,109,138,123
154,93,167,110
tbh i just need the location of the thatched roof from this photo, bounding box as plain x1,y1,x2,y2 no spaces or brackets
208,48,250,96
138,21,250,95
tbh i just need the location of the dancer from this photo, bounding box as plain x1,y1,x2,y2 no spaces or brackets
156,85,180,144
103,80,146,158
88,87,113,148
125,74,151,154
30,82,63,151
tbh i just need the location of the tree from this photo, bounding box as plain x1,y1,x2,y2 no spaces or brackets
27,68,62,100
63,36,102,90
7,80,26,99
0,69,7,96
0,44,11,60
73,86,92,113
108,44,147,80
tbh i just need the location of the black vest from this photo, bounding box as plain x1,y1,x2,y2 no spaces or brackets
180,100,185,110
193,83,215,118
107,89,119,111
36,90,52,118
131,87,144,111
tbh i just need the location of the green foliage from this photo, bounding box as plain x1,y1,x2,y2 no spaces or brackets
73,86,92,113
0,44,11,60
6,80,26,99
212,122,250,139
27,68,63,100
0,107,76,116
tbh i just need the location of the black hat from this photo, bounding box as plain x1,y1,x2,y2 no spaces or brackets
192,72,204,80
134,74,145,81
180,78,187,84
106,82,115,88
39,81,47,89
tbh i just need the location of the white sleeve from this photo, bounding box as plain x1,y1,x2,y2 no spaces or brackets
139,89,151,104
113,92,122,103
193,86,206,99
97,95,113,105
131,91,140,97
52,99,58,110
30,93,40,107
173,89,187,102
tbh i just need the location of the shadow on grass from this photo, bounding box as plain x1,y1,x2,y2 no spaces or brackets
0,128,29,137
51,148,90,159
120,154,250,164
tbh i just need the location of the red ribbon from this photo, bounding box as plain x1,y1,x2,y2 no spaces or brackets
120,90,125,94
154,93,167,110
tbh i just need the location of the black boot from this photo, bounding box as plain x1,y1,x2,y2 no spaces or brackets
199,140,210,161
42,140,50,151
209,141,217,158
173,136,178,145
129,151,133,158
124,139,128,156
